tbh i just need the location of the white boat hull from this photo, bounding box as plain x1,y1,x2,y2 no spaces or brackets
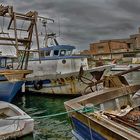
26,65,111,95
0,101,34,140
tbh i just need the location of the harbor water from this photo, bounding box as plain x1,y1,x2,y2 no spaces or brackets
13,71,140,140
13,95,74,140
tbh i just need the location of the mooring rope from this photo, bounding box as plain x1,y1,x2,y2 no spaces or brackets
5,106,99,120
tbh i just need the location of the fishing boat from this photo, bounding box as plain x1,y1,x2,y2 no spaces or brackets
26,43,114,95
64,66,140,140
25,28,114,95
0,5,40,102
0,101,34,140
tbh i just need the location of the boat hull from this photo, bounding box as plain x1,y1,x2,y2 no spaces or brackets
0,101,34,140
26,78,88,95
26,64,113,95
65,84,140,140
0,81,24,102
26,74,104,95
71,117,107,140
71,115,128,140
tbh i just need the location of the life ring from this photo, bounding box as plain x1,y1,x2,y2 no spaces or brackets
34,80,43,90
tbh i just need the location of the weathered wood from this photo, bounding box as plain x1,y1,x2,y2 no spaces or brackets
91,65,140,86
7,15,14,30
0,37,30,43
0,43,23,46
8,27,28,32
0,5,9,16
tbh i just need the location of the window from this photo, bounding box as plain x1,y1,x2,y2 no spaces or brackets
97,46,104,53
40,51,45,58
0,58,6,68
60,50,66,56
54,50,59,56
45,51,50,56
66,50,72,56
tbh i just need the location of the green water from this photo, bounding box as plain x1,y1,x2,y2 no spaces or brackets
13,71,140,140
13,95,74,140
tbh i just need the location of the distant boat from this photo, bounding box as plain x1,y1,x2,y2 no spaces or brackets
26,44,114,95
64,67,140,140
111,64,140,71
0,56,32,102
0,101,34,140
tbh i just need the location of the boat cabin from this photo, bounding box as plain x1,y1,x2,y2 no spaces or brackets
32,45,75,59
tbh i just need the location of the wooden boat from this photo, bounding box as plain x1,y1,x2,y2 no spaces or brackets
0,101,34,140
64,67,140,140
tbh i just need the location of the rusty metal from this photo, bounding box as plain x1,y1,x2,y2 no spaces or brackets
78,66,106,93
122,110,140,123
104,112,140,132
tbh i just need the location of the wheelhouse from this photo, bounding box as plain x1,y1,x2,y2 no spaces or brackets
32,45,76,59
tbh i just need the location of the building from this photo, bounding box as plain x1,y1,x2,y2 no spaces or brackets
84,41,129,61
81,27,140,63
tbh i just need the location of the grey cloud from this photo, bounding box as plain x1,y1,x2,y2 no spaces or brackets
116,0,140,15
1,0,140,50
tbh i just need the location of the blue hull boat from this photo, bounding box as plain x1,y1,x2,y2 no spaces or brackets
64,73,140,140
0,81,24,102
0,56,32,102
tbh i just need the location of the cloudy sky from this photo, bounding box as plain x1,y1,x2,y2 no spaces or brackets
1,0,140,51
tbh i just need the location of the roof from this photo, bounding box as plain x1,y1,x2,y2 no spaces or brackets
39,45,76,51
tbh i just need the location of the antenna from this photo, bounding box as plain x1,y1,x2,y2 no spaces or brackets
58,15,61,37
40,16,59,47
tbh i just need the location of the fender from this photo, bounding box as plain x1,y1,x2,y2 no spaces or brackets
34,80,43,90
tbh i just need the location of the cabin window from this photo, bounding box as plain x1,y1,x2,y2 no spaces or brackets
40,51,45,58
66,50,72,56
54,50,59,56
60,50,66,56
0,58,6,68
6,58,13,69
45,51,50,56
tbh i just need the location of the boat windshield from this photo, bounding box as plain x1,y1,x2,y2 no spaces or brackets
60,50,66,56
54,50,59,56
54,50,72,56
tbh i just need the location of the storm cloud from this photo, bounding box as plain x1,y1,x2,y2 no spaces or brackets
1,0,140,50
